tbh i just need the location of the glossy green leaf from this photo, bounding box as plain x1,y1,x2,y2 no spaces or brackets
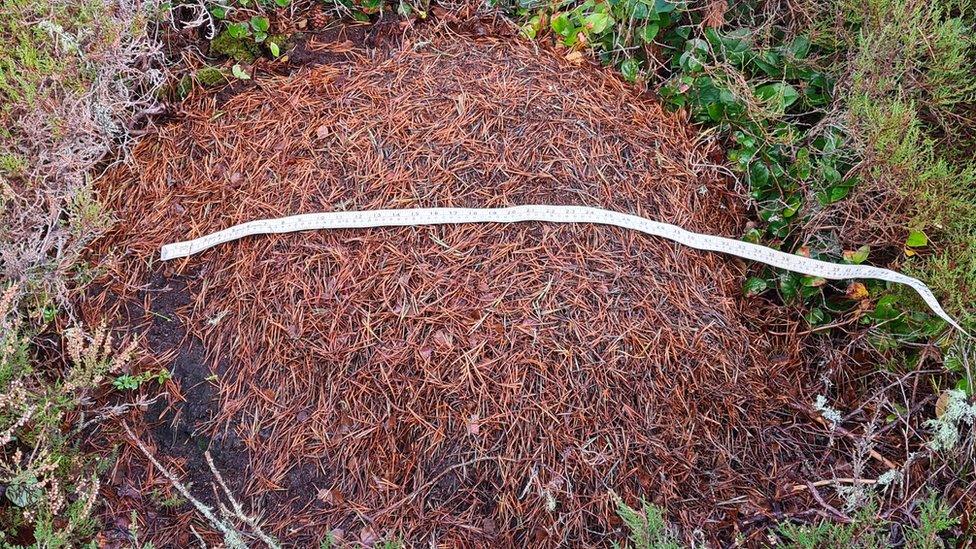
779,272,800,301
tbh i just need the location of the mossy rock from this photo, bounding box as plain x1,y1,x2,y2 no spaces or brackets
210,29,260,62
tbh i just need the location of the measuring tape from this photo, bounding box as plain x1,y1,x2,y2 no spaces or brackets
160,205,966,334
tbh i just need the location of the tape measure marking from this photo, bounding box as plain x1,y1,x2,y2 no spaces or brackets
159,205,966,334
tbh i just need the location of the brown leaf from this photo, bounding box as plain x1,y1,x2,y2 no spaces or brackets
936,390,951,418
703,0,727,28
359,526,379,546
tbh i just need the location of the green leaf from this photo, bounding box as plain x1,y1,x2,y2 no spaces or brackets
742,228,762,244
6,480,40,507
112,374,141,391
584,12,613,34
227,22,249,39
788,35,810,59
873,295,901,320
638,23,659,43
250,16,270,32
268,41,280,57
210,5,227,19
849,245,870,264
754,83,799,111
273,0,290,6
679,50,703,73
231,64,251,80
804,307,828,325
654,0,676,13
779,272,801,301
631,2,650,20
743,277,769,297
906,229,928,247
801,275,826,287
254,31,267,43
829,184,852,204
749,161,769,188
551,13,573,36
397,0,412,17
620,58,639,82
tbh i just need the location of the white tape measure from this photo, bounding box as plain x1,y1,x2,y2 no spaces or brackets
160,205,966,334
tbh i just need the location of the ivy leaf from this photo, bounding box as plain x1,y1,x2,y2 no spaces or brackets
906,229,928,247
6,480,41,507
397,0,413,17
804,307,828,325
362,0,382,13
679,50,704,73
873,295,901,320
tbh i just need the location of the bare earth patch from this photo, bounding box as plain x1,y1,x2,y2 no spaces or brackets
83,21,832,546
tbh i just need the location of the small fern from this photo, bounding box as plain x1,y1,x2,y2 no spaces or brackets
611,492,683,549
776,494,958,548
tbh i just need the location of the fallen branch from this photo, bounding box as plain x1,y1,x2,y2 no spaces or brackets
792,477,879,493
121,422,250,548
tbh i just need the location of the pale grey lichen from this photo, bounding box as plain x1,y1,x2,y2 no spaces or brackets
814,394,843,428
925,389,976,452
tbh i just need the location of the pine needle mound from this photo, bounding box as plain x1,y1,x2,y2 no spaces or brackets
87,24,815,546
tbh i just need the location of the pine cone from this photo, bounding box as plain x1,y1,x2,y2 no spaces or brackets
309,5,329,30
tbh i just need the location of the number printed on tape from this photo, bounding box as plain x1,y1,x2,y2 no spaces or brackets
159,205,967,334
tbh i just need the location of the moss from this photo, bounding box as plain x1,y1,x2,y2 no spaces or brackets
264,33,289,54
196,66,227,87
210,29,260,62
0,152,25,176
